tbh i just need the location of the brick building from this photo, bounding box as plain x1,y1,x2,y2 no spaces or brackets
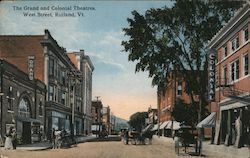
0,60,46,144
208,3,250,147
0,30,94,138
159,72,197,123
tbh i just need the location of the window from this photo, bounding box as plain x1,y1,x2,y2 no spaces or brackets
62,71,66,85
177,81,182,96
61,92,66,105
243,28,248,43
243,54,249,76
49,59,54,75
49,85,54,101
7,87,14,111
39,99,43,116
18,98,30,118
76,100,81,112
223,46,227,59
231,36,239,52
223,66,227,85
230,59,239,81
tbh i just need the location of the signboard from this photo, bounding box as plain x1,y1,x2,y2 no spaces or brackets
208,50,216,101
28,56,35,80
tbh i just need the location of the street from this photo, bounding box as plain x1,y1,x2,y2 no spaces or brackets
2,136,247,158
0,137,195,158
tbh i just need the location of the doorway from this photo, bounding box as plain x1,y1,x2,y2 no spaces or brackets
22,122,31,144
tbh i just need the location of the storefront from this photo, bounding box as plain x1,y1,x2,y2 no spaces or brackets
219,99,250,148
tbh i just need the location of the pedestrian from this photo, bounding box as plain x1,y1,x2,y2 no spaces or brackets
11,129,17,150
4,127,13,150
51,128,56,149
54,130,62,149
125,130,129,145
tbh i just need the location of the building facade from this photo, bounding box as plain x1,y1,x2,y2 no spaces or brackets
159,72,195,123
0,30,94,139
91,100,103,125
0,60,46,144
102,106,111,134
68,51,94,135
208,4,250,147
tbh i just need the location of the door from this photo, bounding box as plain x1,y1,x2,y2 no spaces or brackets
22,122,31,144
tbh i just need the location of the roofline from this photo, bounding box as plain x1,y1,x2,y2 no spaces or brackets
207,4,250,49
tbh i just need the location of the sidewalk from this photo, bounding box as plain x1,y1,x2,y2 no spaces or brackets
0,135,97,151
154,135,249,158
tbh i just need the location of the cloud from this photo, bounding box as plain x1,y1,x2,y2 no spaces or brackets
99,31,123,46
90,53,125,75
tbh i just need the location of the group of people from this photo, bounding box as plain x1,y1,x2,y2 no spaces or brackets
4,126,17,150
51,128,66,149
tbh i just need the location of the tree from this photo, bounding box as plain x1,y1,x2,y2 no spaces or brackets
171,98,200,126
128,112,148,132
122,0,243,124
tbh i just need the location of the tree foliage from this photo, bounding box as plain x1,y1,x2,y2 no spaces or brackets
128,112,148,132
122,0,244,123
171,98,209,126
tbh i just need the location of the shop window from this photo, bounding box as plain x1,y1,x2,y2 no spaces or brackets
243,54,249,76
231,36,239,52
243,28,248,43
230,59,239,81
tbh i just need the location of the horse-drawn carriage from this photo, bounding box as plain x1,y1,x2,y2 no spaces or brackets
174,126,199,155
122,130,153,145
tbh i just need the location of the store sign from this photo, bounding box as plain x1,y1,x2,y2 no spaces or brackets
208,51,216,101
28,56,35,80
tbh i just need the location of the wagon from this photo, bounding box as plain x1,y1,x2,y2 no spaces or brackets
174,126,199,155
122,130,153,145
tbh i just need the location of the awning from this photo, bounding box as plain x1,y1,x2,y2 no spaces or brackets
17,117,42,124
160,121,170,129
142,124,153,132
197,112,216,128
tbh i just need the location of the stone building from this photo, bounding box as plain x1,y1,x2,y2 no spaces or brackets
0,30,94,139
68,51,94,135
207,3,250,147
0,60,46,144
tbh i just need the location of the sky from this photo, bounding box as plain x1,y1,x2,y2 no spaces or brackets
0,1,173,120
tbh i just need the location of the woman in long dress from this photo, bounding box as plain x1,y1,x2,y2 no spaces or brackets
4,127,13,150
